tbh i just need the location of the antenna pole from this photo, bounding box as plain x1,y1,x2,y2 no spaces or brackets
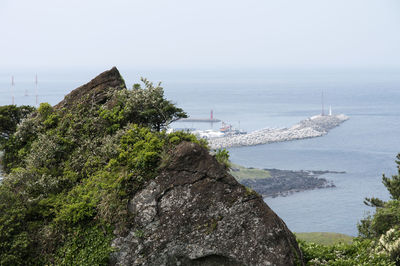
35,74,38,106
321,91,324,116
11,76,15,105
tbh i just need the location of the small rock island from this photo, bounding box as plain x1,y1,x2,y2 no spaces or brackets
231,164,343,198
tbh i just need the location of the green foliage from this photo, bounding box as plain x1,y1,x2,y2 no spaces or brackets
359,154,400,239
214,148,231,168
37,102,53,119
99,78,187,133
0,105,36,172
0,104,35,146
0,185,32,265
383,166,400,201
299,238,394,265
166,130,208,148
375,228,400,263
244,186,258,197
132,78,187,131
0,77,199,264
55,225,114,266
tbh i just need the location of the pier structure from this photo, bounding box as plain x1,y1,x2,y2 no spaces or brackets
177,109,221,123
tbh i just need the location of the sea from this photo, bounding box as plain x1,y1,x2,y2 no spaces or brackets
1,67,399,236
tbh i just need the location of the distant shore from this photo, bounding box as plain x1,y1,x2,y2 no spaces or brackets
230,164,344,198
209,114,349,149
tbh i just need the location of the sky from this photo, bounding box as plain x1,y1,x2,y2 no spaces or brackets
0,0,400,70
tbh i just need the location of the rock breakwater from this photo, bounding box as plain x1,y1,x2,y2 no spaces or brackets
209,114,349,149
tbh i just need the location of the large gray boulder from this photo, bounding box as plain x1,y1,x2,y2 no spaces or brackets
111,142,303,265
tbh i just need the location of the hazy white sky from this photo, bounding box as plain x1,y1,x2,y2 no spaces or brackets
1,0,400,69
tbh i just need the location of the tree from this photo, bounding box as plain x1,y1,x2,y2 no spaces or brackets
359,153,400,238
0,105,36,146
382,154,400,201
103,78,188,132
134,78,187,131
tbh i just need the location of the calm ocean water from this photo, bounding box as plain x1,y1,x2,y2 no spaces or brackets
1,68,399,236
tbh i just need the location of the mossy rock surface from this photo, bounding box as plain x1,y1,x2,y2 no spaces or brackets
229,163,271,181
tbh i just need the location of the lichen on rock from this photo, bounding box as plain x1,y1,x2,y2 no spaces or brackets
111,142,303,265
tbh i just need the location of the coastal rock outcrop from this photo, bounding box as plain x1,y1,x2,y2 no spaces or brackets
111,142,303,265
54,66,125,110
239,169,338,198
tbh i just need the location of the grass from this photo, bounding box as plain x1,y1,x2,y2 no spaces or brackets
229,163,271,181
295,232,354,246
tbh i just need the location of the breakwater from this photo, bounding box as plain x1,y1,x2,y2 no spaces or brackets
209,114,349,149
177,118,221,123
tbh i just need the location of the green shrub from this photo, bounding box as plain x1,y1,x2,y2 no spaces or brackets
0,77,198,264
0,104,35,146
298,238,394,265
215,148,231,168
55,225,114,266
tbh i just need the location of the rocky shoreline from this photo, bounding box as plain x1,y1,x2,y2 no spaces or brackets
209,114,349,149
231,166,345,198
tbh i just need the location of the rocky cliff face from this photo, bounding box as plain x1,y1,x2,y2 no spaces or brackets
111,142,303,265
54,66,125,110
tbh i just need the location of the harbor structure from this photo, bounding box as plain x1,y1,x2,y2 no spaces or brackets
209,114,349,149
177,109,221,123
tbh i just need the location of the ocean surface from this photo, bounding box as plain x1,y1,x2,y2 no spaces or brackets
1,67,399,236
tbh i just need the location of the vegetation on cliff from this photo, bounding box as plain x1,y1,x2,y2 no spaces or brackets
0,72,204,265
0,105,36,146
0,69,304,265
0,67,399,265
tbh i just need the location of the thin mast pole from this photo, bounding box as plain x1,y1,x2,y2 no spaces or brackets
11,76,15,105
35,74,38,106
321,91,324,116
